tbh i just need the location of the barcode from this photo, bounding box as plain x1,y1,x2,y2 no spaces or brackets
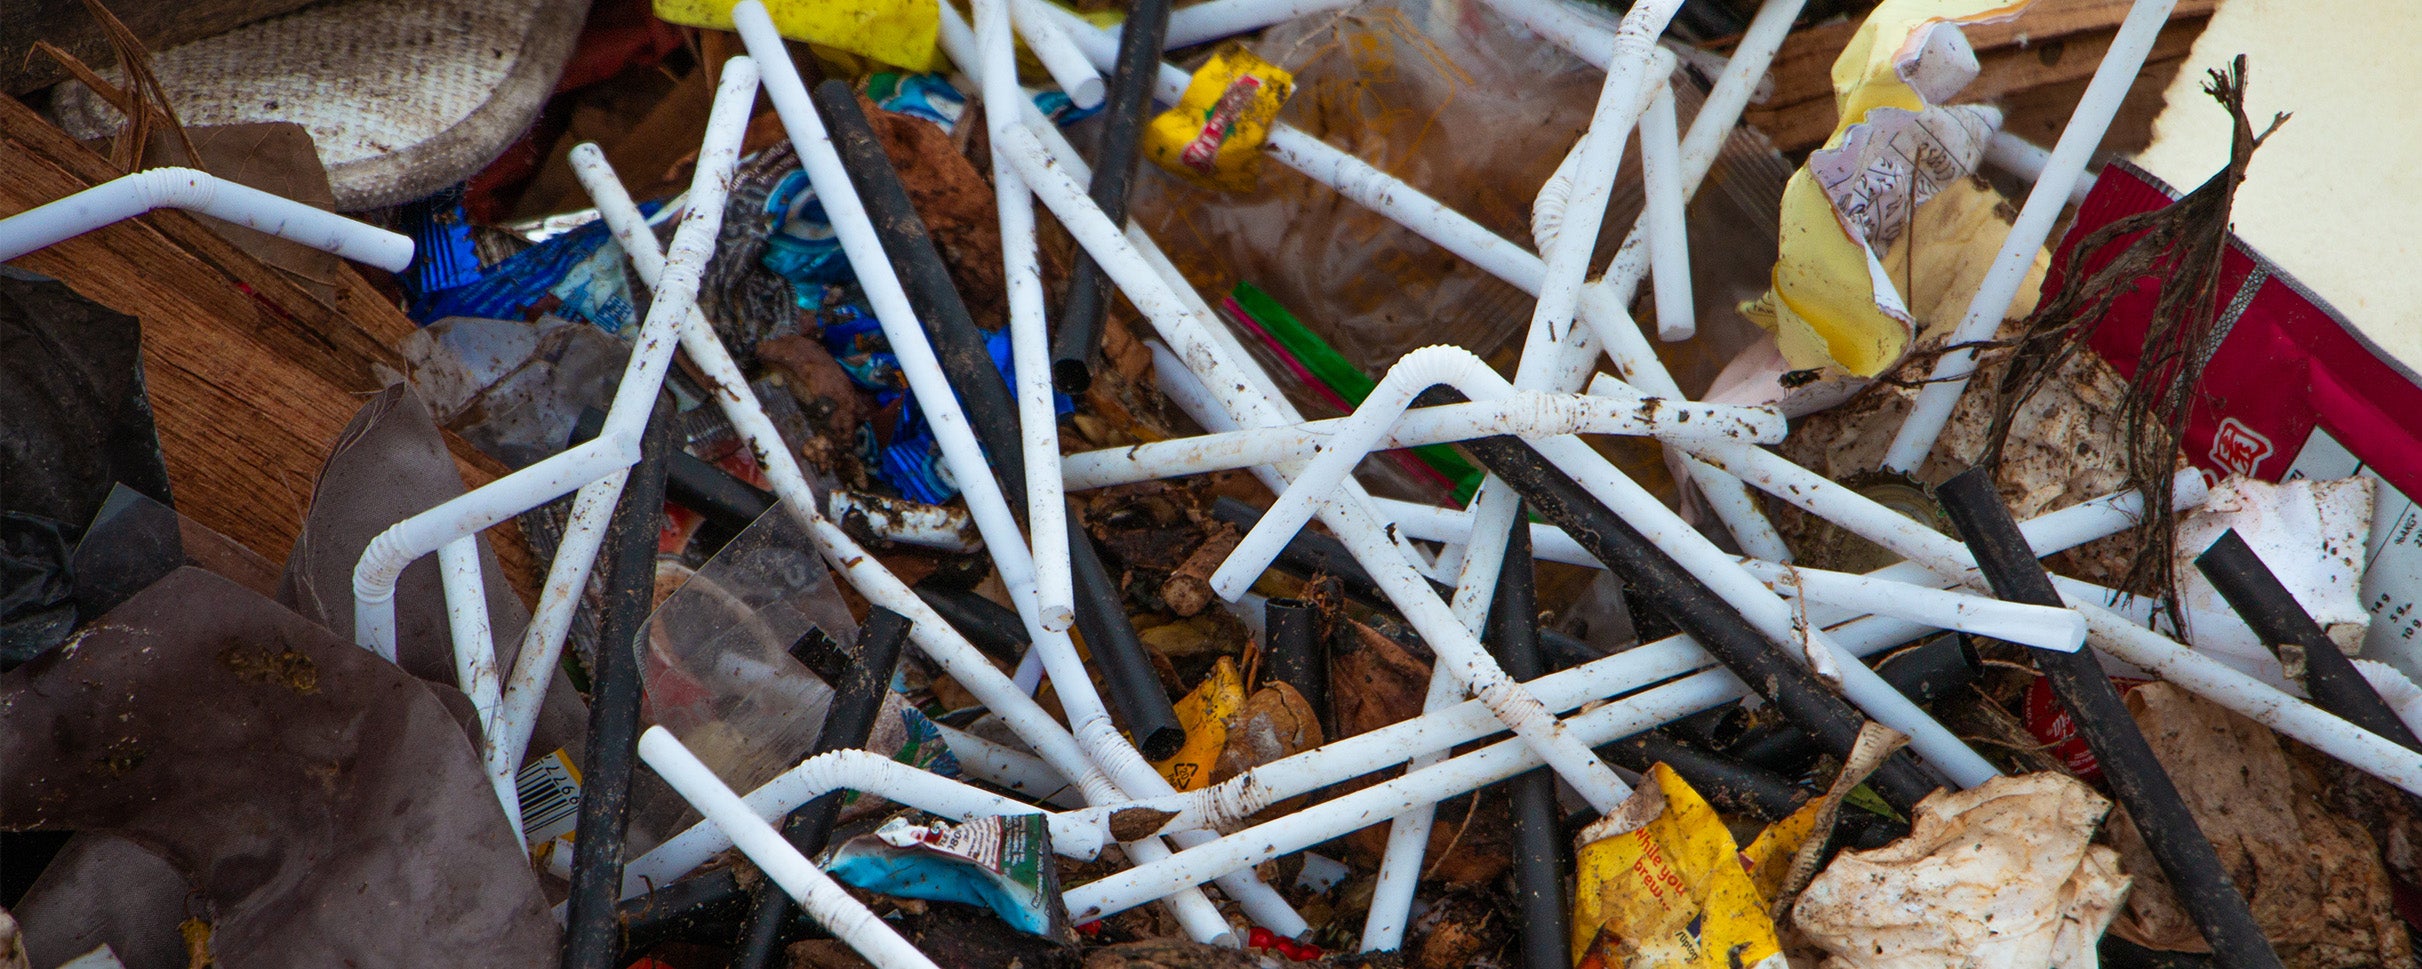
515,749,584,848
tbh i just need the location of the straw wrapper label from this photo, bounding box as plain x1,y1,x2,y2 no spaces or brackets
1742,0,2028,376
1143,44,1295,193
515,747,584,865
1570,764,1786,969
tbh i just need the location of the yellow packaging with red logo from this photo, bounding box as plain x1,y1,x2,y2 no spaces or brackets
1142,44,1295,193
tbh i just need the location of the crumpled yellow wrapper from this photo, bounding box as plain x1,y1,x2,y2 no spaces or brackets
1571,765,1788,969
654,0,940,70
1143,44,1296,193
1150,657,1244,791
1742,0,2032,376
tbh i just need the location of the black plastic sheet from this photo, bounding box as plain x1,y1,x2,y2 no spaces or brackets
0,272,171,668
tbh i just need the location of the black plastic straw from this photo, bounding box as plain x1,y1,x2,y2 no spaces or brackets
1726,635,1980,774
1461,434,1944,812
730,608,915,968
2195,529,2422,751
616,869,753,952
1212,496,1422,607
1935,468,2281,969
1047,0,1175,395
914,580,1033,667
812,81,1185,759
1483,508,1572,969
577,407,777,535
1262,596,1332,737
1600,729,1811,823
561,396,677,969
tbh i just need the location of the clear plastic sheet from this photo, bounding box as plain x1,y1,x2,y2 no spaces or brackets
640,498,853,799
386,314,631,470
1124,0,1780,397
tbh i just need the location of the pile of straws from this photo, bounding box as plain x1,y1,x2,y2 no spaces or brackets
10,1,2417,967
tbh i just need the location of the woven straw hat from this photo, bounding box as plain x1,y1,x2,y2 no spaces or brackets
55,0,593,210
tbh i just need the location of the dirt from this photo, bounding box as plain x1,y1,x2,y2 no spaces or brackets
216,641,319,695
867,97,1006,332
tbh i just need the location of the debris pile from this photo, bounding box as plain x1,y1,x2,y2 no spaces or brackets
4,0,2421,968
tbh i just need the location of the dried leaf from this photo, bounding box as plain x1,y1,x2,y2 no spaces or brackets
2106,683,2413,968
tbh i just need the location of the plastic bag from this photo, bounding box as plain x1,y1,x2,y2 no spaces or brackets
0,569,558,967
0,272,172,667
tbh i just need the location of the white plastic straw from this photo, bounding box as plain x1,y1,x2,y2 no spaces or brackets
1360,482,1525,951
1735,558,2085,651
436,536,511,834
1476,0,1622,69
1008,0,1108,109
1162,0,1358,48
486,470,625,809
1639,83,1694,341
933,722,1084,808
1691,442,2422,796
1984,131,2097,208
349,61,763,664
989,41,1076,645
0,166,414,270
1059,391,1784,491
638,729,943,969
1879,0,2179,473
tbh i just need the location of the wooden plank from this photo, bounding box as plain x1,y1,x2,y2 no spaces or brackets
0,94,539,604
1740,0,2216,153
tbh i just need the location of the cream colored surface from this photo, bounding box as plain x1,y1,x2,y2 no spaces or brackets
2133,0,2422,367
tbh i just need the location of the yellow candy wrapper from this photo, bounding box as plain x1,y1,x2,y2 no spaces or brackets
1151,657,1244,791
1571,764,1787,969
1143,44,1295,193
654,0,941,71
1745,0,2032,376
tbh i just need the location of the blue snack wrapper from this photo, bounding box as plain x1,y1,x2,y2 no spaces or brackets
412,209,656,335
824,813,1070,939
